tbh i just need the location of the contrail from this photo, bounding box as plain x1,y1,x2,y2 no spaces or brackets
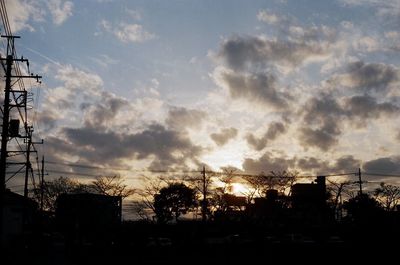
21,45,61,67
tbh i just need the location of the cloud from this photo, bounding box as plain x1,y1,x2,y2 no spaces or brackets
243,153,361,175
298,93,400,150
331,155,361,173
60,123,202,169
214,68,289,109
344,95,399,122
38,64,140,136
242,152,295,173
298,95,344,150
166,106,207,130
340,0,400,23
333,61,400,94
115,23,156,43
101,20,156,43
302,95,345,125
217,35,330,72
6,0,44,32
298,125,340,151
55,64,103,93
363,156,400,174
355,36,379,52
47,0,73,25
90,54,120,68
296,155,360,174
81,92,128,129
35,111,59,133
257,9,286,25
210,127,238,146
246,121,286,151
212,27,335,108
296,157,329,173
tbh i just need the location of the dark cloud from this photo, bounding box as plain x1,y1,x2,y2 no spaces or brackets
243,153,361,175
298,93,399,150
296,157,329,173
35,111,58,133
219,70,289,109
330,155,361,173
344,95,399,120
363,157,400,175
82,92,128,128
303,95,345,124
298,123,341,151
56,123,201,169
210,127,238,146
296,155,360,174
166,106,207,130
343,95,400,128
341,61,399,94
218,35,329,72
299,95,343,151
242,152,295,174
246,121,286,151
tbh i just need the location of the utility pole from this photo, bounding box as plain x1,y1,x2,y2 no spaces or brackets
23,126,32,198
0,35,41,243
23,126,42,199
358,167,362,195
40,156,44,211
201,165,207,222
0,51,13,245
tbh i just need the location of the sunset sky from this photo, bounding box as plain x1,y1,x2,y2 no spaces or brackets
3,0,400,190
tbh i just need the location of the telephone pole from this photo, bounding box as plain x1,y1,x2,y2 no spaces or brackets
40,156,44,211
201,165,207,222
0,51,13,245
0,35,41,243
358,167,362,195
23,126,32,198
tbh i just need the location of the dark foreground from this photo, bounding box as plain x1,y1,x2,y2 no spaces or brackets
3,220,399,264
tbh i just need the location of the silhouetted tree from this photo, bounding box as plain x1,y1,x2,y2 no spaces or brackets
135,175,173,221
31,176,91,211
243,170,298,200
153,183,197,223
91,175,135,199
374,182,400,211
211,168,237,212
184,169,216,220
327,180,354,220
343,193,383,223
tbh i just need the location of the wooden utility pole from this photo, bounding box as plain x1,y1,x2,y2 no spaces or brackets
0,52,13,244
0,35,41,243
358,168,362,195
40,156,44,211
23,127,32,198
201,165,207,222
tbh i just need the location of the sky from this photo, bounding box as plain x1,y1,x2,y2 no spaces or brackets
3,0,400,191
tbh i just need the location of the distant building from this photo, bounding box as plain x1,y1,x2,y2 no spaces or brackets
291,176,330,224
214,194,247,222
223,194,247,209
249,189,288,224
2,189,38,243
56,193,122,242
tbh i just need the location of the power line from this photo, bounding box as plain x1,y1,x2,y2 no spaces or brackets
46,170,101,178
46,160,130,171
363,172,400,178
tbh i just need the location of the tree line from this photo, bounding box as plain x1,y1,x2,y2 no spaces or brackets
31,170,400,224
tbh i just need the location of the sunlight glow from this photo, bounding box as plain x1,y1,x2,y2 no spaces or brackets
231,182,250,196
201,142,247,170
